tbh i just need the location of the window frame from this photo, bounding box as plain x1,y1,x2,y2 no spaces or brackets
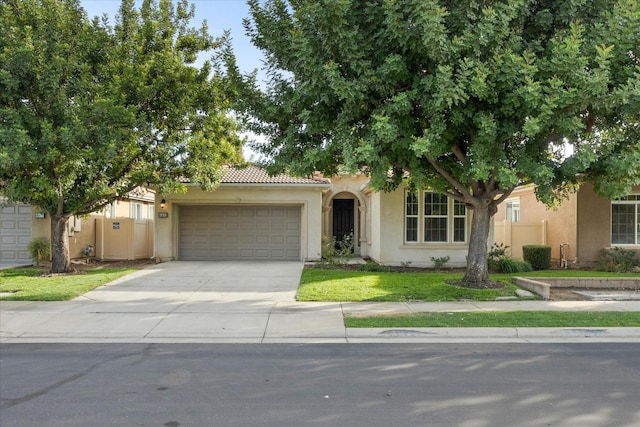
131,202,143,220
405,191,419,242
506,199,521,222
611,195,640,246
404,190,468,244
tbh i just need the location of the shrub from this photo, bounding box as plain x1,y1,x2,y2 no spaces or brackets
430,256,450,270
357,261,394,272
488,243,510,271
522,245,551,270
497,257,533,274
597,247,639,272
27,237,50,266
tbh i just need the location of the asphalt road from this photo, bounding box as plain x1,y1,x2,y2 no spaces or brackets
1,343,639,427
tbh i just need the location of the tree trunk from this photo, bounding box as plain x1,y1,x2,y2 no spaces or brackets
462,204,492,287
51,215,71,273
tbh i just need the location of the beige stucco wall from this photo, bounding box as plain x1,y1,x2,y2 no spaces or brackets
495,183,640,266
368,185,470,268
577,183,640,265
154,184,329,262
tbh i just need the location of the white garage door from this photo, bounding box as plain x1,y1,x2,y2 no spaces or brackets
0,203,32,266
179,205,301,261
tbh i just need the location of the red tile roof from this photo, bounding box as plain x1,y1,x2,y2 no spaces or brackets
220,165,328,185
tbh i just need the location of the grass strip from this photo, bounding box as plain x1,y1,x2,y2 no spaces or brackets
298,269,521,301
0,268,138,301
345,311,640,328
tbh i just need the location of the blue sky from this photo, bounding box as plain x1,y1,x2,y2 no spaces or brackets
81,0,263,75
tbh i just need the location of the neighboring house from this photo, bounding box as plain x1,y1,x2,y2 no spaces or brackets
2,188,156,264
494,182,640,267
154,166,473,267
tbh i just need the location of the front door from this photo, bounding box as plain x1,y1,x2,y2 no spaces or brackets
332,199,354,249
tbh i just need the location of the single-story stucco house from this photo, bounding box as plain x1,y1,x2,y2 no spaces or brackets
154,165,474,267
494,182,640,267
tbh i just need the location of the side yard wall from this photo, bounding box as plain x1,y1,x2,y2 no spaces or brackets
494,186,578,266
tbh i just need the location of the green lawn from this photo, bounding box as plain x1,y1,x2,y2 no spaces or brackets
0,268,138,301
298,268,637,302
345,311,640,328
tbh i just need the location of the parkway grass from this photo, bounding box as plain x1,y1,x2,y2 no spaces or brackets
0,268,138,301
345,311,640,328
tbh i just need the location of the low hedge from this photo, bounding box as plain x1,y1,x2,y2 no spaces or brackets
522,245,551,270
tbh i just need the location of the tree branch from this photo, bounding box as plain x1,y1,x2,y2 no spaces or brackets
452,145,466,164
426,155,472,201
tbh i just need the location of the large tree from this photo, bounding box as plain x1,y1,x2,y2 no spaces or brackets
0,0,243,272
226,0,640,285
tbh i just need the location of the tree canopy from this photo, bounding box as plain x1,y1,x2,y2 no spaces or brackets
0,0,243,272
227,0,640,285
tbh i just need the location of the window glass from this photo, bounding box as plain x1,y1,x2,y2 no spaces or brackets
405,192,418,242
506,200,520,222
404,191,468,244
453,201,466,242
612,202,638,245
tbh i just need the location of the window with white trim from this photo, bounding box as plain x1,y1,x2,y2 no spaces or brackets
611,195,639,245
506,199,520,222
405,192,419,242
405,191,467,243
104,202,116,218
131,202,143,220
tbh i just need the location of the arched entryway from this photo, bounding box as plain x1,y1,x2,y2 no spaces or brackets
332,198,355,248
323,188,369,256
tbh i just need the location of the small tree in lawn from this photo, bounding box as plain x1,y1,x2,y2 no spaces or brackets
224,0,640,286
0,0,243,273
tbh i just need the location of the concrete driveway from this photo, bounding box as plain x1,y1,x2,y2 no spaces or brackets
0,261,346,343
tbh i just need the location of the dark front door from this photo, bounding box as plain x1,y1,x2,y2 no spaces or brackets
332,199,354,248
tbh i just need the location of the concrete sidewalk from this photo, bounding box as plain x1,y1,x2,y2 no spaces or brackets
1,261,640,344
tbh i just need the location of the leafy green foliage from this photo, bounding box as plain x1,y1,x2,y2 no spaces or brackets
320,232,355,261
523,245,552,270
26,238,50,266
430,256,450,270
227,0,640,285
496,257,533,274
597,247,639,272
488,243,510,271
356,261,395,272
488,243,532,273
0,0,243,272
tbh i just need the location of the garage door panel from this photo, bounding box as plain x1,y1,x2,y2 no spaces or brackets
179,205,300,261
255,222,270,231
0,203,32,265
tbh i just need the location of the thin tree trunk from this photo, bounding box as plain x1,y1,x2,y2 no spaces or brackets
51,215,71,273
462,204,492,287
